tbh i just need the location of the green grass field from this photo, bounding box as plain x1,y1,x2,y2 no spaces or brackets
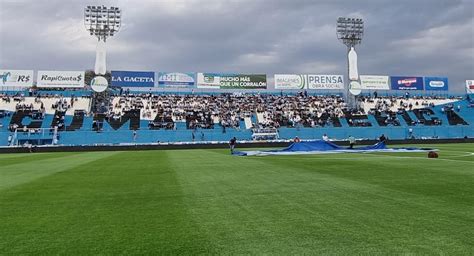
1,143,473,254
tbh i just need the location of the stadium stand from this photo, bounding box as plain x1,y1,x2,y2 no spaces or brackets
0,90,472,146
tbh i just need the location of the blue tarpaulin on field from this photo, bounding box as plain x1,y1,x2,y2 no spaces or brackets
232,140,433,156
275,140,386,152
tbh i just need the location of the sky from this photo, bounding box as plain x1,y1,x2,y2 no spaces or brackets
0,0,473,92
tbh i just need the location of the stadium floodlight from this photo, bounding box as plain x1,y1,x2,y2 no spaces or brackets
336,17,364,109
84,5,121,75
336,17,364,47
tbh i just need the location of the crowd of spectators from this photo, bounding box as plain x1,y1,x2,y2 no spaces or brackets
0,92,80,115
106,93,349,130
2,91,468,132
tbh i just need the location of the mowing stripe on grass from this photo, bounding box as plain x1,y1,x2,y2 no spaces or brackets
0,152,120,191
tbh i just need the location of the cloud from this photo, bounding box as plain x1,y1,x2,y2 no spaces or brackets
0,0,473,92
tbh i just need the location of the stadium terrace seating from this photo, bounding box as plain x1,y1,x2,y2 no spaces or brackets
343,109,372,127
399,109,416,126
445,109,468,125
373,111,400,127
1,92,473,146
51,110,66,130
9,110,44,131
66,110,86,131
0,93,91,116
97,109,141,131
413,109,442,126
0,109,9,118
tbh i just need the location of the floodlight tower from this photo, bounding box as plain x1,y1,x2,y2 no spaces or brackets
336,17,364,109
84,5,121,75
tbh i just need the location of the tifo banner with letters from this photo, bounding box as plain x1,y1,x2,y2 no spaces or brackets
37,71,85,88
466,80,474,94
274,74,306,90
197,73,267,89
157,72,196,88
424,77,448,91
306,75,344,90
390,76,424,90
0,70,34,87
359,75,390,90
111,71,155,87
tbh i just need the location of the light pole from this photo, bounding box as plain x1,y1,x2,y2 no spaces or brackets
336,17,364,109
84,5,121,75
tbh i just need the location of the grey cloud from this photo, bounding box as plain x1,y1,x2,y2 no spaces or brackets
0,0,473,92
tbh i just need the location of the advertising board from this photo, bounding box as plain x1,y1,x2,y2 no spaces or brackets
390,76,424,90
307,75,344,90
424,77,448,91
157,72,195,87
197,73,267,89
359,75,390,90
0,70,33,87
274,74,305,89
37,71,85,88
111,71,155,87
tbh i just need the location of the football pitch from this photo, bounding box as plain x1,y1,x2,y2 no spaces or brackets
1,143,473,254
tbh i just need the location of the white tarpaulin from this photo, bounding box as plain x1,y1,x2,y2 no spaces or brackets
95,40,107,75
348,47,359,81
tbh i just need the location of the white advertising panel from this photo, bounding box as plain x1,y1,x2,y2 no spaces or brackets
466,80,474,94
37,71,85,88
0,70,33,87
197,73,222,89
274,74,305,90
307,75,344,90
360,75,390,90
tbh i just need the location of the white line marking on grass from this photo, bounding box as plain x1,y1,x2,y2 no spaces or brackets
365,155,473,163
255,153,474,163
447,153,474,158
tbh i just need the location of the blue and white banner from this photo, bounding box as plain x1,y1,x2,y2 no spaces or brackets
390,76,424,90
424,77,448,91
0,70,33,87
158,72,195,87
111,71,155,87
